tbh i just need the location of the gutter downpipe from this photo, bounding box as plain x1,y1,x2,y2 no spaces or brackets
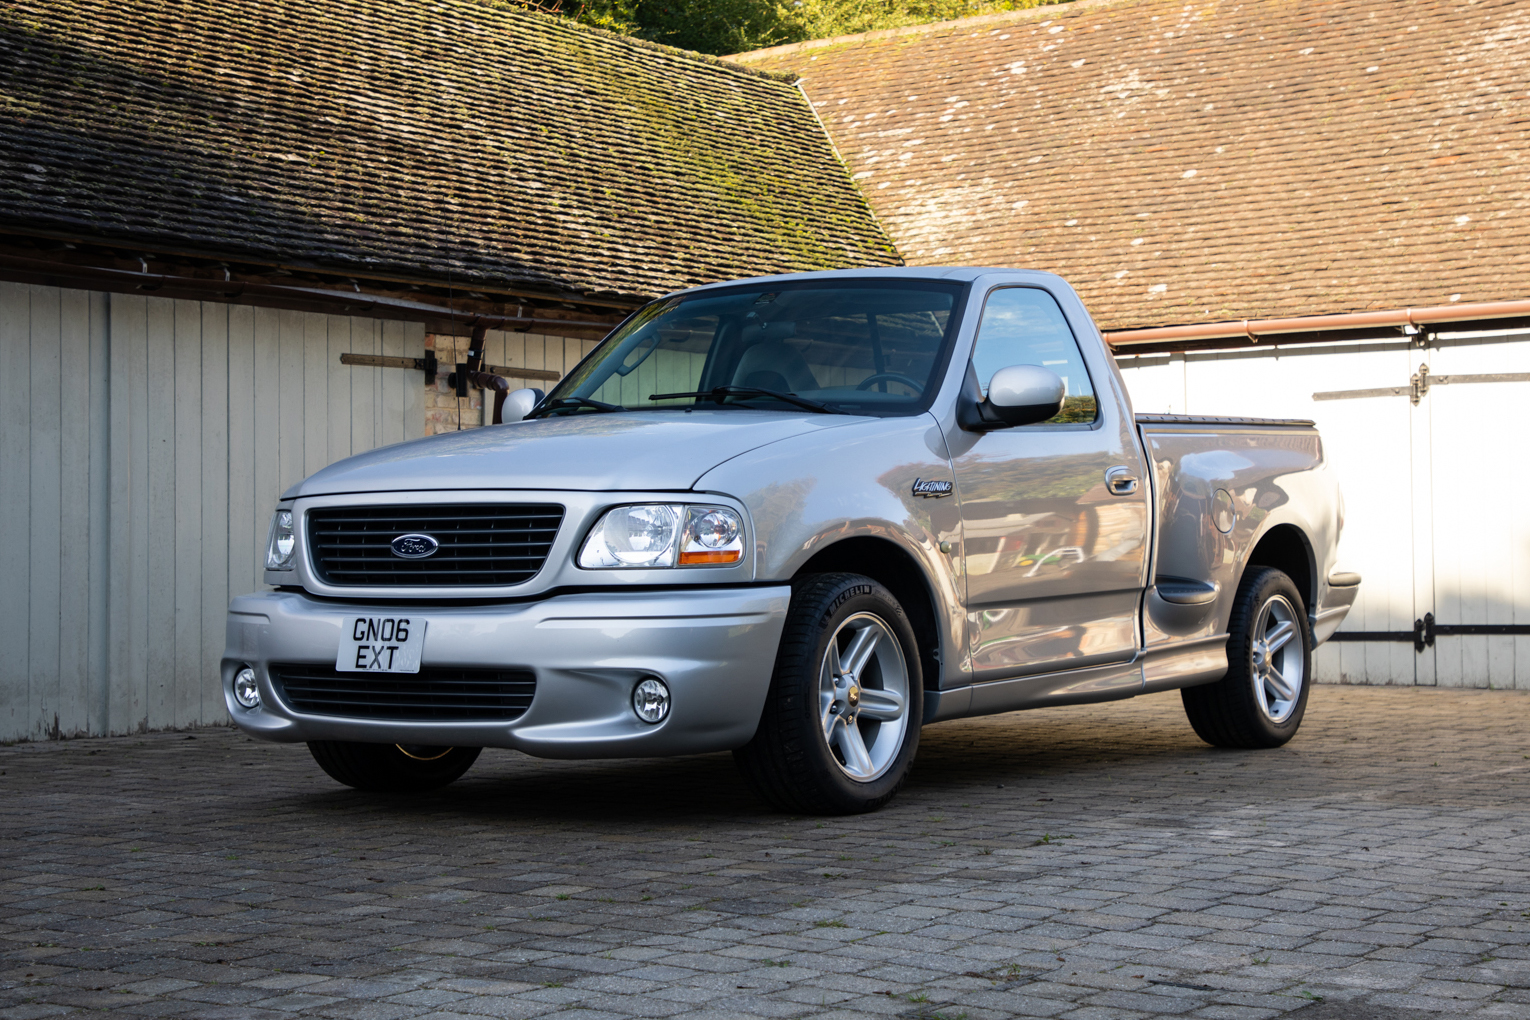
1104,299,1530,348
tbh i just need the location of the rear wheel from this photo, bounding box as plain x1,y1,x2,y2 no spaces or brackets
1182,566,1311,748
307,741,481,792
734,573,923,814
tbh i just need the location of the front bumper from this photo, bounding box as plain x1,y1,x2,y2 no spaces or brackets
222,586,790,757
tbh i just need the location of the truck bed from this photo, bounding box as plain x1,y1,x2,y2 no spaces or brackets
1134,407,1342,690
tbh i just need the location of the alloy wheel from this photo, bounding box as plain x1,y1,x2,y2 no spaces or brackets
818,612,910,781
1250,594,1303,723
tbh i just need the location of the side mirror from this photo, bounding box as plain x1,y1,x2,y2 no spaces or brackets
504,388,545,422
957,364,1065,431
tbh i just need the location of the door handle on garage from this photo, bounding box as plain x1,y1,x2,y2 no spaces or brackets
1105,466,1139,495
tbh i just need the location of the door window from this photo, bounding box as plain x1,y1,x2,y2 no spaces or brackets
971,288,1098,423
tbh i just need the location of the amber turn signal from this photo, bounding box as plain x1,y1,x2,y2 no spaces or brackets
678,548,743,565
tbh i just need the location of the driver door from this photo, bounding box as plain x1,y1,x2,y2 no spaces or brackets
953,286,1150,681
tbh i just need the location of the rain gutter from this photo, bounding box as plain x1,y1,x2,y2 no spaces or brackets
0,252,623,336
1104,299,1530,349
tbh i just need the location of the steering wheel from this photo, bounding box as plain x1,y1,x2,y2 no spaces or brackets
855,373,924,394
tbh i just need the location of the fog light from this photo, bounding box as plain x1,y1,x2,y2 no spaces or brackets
233,667,261,709
632,678,670,724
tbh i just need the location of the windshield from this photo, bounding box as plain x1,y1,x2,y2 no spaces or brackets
545,280,965,416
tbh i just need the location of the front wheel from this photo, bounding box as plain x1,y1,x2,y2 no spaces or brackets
307,741,481,792
1182,566,1311,748
734,573,923,814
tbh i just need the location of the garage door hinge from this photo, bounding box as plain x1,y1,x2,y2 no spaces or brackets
1314,365,1530,403
1331,612,1530,651
1409,364,1430,405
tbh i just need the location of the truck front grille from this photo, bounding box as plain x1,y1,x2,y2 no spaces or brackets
271,664,537,721
307,503,563,587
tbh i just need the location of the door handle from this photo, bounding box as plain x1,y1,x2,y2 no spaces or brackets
1105,466,1139,496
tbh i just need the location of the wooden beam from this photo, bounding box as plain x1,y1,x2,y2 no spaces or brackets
339,352,563,382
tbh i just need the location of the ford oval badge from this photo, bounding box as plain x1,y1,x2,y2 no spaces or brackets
390,533,440,559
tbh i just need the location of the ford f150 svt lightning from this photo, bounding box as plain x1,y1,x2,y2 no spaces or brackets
224,267,1359,813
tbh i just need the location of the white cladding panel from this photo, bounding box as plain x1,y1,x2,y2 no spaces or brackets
1118,330,1530,688
0,282,424,740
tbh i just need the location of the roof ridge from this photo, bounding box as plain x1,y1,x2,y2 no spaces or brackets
726,0,1130,65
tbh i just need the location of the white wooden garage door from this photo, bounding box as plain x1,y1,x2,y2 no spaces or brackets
0,283,425,740
1117,328,1530,689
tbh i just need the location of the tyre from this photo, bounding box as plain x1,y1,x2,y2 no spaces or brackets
307,741,481,792
734,573,923,814
1182,566,1311,748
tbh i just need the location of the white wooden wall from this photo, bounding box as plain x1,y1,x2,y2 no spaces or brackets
0,282,423,741
1118,329,1530,689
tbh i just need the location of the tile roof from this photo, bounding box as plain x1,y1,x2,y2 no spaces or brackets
736,0,1530,330
0,0,898,304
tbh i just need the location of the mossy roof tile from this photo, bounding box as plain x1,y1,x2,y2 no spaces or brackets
737,0,1530,330
0,0,898,300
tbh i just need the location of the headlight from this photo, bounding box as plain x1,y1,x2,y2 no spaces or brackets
579,504,744,569
265,509,296,570
680,508,743,565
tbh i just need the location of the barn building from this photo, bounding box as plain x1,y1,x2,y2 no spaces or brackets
0,0,897,741
735,0,1530,689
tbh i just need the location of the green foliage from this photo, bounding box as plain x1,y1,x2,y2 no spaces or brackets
1049,394,1098,424
555,0,1069,55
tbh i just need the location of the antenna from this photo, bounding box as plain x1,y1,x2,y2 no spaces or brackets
449,266,464,431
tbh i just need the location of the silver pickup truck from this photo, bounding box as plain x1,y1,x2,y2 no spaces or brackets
224,267,1358,813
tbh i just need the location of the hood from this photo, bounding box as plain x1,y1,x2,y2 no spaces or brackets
285,410,859,497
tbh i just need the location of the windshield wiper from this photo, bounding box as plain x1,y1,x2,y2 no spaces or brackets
524,395,626,419
648,385,848,415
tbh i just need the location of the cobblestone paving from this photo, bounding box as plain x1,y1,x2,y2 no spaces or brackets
3,685,1530,1020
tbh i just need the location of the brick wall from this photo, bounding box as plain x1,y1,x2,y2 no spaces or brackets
423,333,483,435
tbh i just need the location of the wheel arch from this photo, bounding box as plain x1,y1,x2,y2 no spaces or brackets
794,536,943,691
1243,523,1315,614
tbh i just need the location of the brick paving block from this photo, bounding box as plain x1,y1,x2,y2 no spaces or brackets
531,957,639,978
642,986,723,1006
0,1005,77,1019
569,977,667,995
1319,959,1432,990
310,1002,425,1019
1085,988,1210,1013
1410,978,1505,1000
384,989,475,1008
559,992,692,1017
1371,945,1485,966
117,976,203,995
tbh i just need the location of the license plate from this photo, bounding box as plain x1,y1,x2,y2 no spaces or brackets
337,617,427,673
